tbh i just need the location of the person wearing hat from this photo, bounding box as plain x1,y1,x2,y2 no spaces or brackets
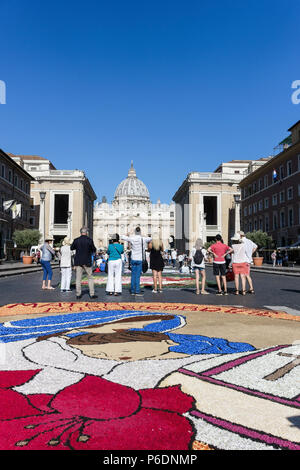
40,236,56,290
238,230,257,294
59,237,73,292
231,233,250,295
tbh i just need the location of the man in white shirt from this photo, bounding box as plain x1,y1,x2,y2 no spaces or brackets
121,227,152,296
238,231,257,294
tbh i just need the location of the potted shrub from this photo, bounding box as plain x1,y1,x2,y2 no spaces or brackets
253,250,264,266
245,230,272,267
12,229,41,264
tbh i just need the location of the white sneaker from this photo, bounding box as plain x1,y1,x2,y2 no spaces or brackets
152,290,158,293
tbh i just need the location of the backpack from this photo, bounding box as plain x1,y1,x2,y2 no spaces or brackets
193,249,204,265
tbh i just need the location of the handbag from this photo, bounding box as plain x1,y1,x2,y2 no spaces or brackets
226,268,234,282
141,238,148,273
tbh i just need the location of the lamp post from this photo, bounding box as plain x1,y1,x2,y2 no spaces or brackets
202,212,207,244
234,194,241,234
39,191,46,242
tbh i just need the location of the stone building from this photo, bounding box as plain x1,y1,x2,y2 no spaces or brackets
240,120,300,248
172,160,261,254
9,154,97,244
0,149,33,259
93,162,175,249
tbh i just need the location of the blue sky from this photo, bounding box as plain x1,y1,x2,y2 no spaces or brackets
1,0,299,203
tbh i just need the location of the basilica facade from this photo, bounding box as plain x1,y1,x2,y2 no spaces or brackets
93,162,175,250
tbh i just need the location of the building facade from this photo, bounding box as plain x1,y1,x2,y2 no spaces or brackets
10,154,97,244
0,149,33,259
240,120,300,248
172,160,262,254
93,162,175,249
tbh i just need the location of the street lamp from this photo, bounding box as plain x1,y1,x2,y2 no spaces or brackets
202,212,207,244
39,191,46,242
234,194,241,233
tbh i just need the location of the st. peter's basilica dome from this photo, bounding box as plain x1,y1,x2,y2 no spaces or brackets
113,162,150,202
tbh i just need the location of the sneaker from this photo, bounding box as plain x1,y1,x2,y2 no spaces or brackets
223,291,229,296
201,290,209,295
135,293,144,297
159,290,163,293
152,290,158,293
216,291,223,296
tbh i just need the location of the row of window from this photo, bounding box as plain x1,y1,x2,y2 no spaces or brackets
244,207,299,232
242,154,300,199
243,185,300,216
1,163,30,194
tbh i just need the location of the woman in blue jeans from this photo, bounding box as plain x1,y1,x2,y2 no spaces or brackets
40,237,56,290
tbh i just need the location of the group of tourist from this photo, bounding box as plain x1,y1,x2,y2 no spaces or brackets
271,249,289,267
38,226,258,298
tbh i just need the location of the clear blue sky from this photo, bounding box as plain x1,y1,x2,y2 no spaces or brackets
1,0,299,203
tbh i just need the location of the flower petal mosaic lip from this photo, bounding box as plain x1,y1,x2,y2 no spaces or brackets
0,302,299,450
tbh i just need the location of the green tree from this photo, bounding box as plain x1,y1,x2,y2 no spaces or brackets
245,230,272,256
12,229,41,255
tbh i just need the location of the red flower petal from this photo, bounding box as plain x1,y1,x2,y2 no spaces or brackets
50,376,141,420
0,389,43,420
69,408,194,450
140,385,195,414
0,370,41,389
27,394,54,413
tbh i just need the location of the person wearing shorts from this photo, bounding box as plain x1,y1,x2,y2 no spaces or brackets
208,234,233,295
231,233,250,295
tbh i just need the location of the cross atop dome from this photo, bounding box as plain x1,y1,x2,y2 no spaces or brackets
128,160,136,177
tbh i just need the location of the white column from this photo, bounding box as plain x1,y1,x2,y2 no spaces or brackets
67,212,72,239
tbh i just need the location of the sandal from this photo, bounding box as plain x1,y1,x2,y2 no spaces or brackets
235,290,239,295
248,289,255,294
242,290,246,296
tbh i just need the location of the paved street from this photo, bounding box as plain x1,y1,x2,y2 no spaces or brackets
1,265,300,314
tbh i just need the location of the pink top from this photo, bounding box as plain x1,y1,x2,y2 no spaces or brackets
210,241,230,263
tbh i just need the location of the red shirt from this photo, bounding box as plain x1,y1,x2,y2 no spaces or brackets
210,241,230,263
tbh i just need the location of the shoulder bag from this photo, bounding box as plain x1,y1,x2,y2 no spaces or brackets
141,238,148,273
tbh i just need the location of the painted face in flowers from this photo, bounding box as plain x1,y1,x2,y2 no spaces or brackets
66,330,179,361
55,315,182,361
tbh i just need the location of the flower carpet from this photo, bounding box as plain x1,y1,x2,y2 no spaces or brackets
0,302,299,450
80,274,216,289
